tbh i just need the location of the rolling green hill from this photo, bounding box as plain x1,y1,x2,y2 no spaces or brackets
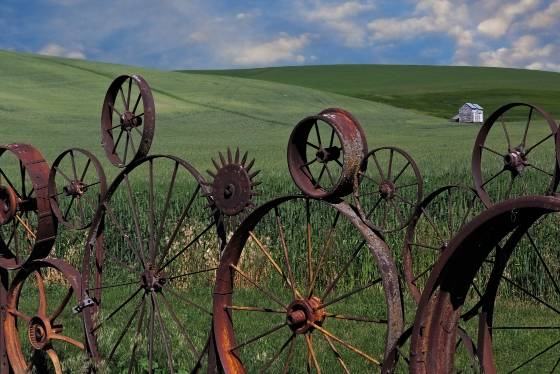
185,64,560,119
0,50,491,194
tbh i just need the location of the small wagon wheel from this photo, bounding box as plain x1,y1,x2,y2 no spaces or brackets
354,146,423,233
287,108,367,199
205,147,261,239
4,258,95,373
472,102,559,207
82,155,222,373
410,195,560,373
0,144,57,269
48,148,107,230
402,185,485,302
101,74,155,168
213,196,403,373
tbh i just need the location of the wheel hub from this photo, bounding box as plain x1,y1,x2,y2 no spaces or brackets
120,111,142,131
141,265,166,292
0,185,17,225
28,316,51,350
379,180,396,200
503,148,527,174
286,297,326,334
316,146,341,164
63,180,87,197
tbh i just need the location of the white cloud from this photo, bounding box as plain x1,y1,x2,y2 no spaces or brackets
477,0,540,37
38,43,85,59
300,1,375,47
479,35,560,71
526,0,560,29
227,33,311,66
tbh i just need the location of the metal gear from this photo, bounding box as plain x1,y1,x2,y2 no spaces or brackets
207,147,260,217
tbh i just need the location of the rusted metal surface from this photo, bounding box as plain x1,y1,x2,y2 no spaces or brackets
354,146,423,233
101,74,155,168
82,154,220,373
287,108,367,199
410,195,560,373
206,147,260,217
472,103,560,207
48,148,107,230
0,144,57,269
213,195,403,373
4,258,94,374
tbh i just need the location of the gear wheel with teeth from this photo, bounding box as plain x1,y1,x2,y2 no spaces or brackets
206,147,260,216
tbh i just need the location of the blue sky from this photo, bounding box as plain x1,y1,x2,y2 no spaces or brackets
1,0,559,71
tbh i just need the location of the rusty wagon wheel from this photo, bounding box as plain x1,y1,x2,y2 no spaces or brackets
287,108,368,199
205,147,261,240
354,146,422,233
472,103,559,207
213,195,403,373
0,144,57,269
48,148,107,230
101,74,155,168
4,258,95,373
411,195,560,373
402,185,485,303
82,155,223,373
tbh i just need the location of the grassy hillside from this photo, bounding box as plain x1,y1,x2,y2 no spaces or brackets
185,64,560,119
0,50,492,194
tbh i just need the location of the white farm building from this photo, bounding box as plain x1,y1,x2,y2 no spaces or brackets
457,103,484,123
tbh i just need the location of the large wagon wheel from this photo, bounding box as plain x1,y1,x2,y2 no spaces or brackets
472,103,559,207
4,258,95,373
411,195,560,373
101,74,155,168
287,108,367,199
0,144,57,269
354,146,423,233
402,185,485,302
213,196,403,373
82,155,223,373
48,148,107,230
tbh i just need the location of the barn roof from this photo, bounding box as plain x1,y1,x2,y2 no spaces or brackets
464,102,483,109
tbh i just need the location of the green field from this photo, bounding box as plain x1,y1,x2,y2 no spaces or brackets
1,50,559,372
186,64,560,120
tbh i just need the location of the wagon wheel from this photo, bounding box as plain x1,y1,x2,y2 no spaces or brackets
472,102,559,207
410,195,560,373
82,155,223,373
354,146,422,233
4,258,95,373
0,144,57,269
205,147,261,240
287,108,367,199
48,148,107,230
403,185,485,302
213,196,403,373
101,74,155,168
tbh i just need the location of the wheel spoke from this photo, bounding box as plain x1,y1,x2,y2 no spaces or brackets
45,347,62,373
225,305,285,314
148,159,156,262
323,334,350,374
322,241,365,300
128,296,147,373
314,121,322,146
521,107,533,147
152,294,175,373
158,221,215,271
165,286,212,316
36,272,48,316
282,334,296,373
325,312,387,324
168,267,217,281
387,149,394,180
107,288,145,360
122,132,130,164
7,308,31,321
305,333,321,373
324,163,336,186
306,142,319,150
526,232,560,297
500,116,512,151
319,277,382,309
315,164,326,187
50,333,85,350
526,163,554,177
123,174,147,267
0,168,22,197
420,207,447,245
274,207,300,299
230,264,287,309
526,132,554,155
306,199,313,292
132,93,142,114
111,129,124,154
229,321,288,352
259,333,295,374
392,161,411,184
103,203,146,268
311,322,380,366
501,275,560,314
308,211,340,297
49,287,73,322
507,339,560,373
481,145,504,158
249,231,301,299
329,128,335,147
126,78,132,110
160,292,202,358
154,162,179,254
119,87,128,110
91,287,142,333
370,153,386,181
